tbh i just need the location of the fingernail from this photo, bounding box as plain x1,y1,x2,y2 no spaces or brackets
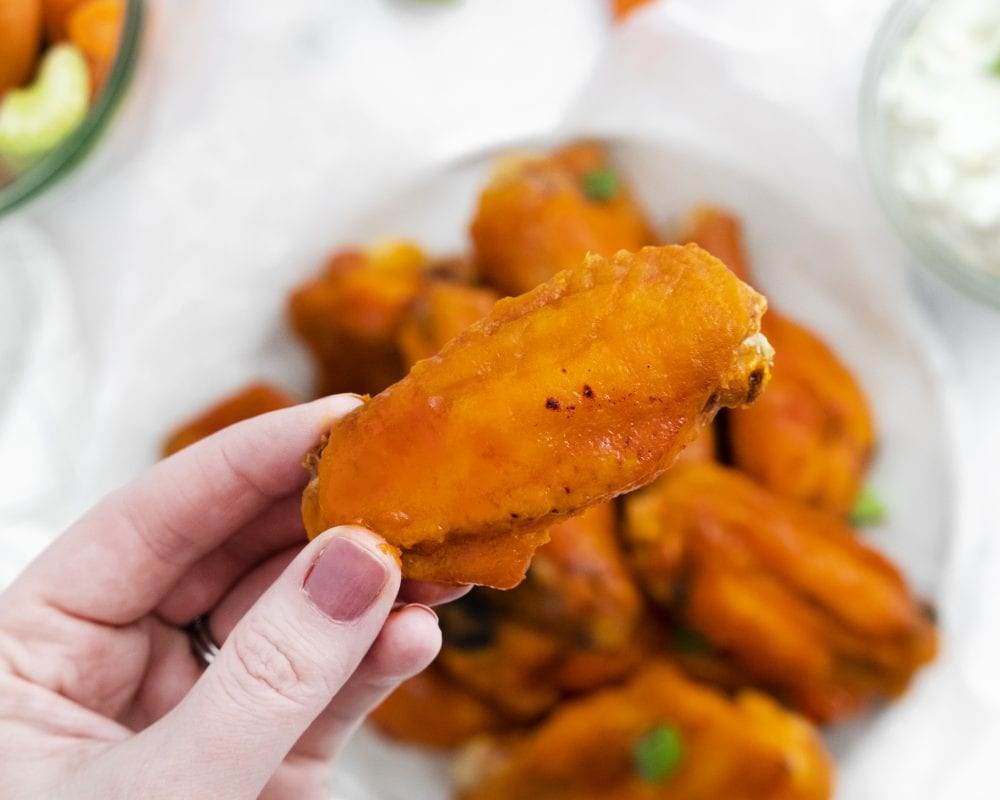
405,603,438,623
304,537,390,622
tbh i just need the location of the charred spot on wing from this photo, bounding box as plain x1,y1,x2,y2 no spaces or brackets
582,384,594,398
701,391,721,417
745,368,766,403
546,397,561,410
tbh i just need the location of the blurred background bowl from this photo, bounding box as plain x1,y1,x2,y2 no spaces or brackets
0,0,144,218
861,0,1000,308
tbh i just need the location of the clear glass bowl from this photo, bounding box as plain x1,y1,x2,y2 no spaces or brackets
860,0,1000,308
0,0,145,218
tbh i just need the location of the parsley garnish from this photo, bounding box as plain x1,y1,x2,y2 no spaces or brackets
632,725,684,783
581,168,619,201
851,484,887,527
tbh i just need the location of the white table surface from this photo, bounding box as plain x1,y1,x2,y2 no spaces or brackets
1,0,999,797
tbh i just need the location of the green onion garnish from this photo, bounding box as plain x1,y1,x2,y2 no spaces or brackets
581,168,619,201
850,484,887,527
632,724,684,783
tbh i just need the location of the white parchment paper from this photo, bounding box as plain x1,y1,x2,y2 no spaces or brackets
0,1,993,798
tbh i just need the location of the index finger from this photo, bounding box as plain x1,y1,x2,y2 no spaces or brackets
10,394,363,625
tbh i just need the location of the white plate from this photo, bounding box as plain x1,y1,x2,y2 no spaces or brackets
329,132,958,798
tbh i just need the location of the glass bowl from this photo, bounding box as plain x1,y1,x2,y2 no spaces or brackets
861,0,1000,308
0,0,145,218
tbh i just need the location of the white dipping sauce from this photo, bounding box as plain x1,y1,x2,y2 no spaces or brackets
879,0,1000,275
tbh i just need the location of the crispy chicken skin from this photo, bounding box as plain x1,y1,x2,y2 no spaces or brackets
728,315,876,517
434,607,645,724
623,463,937,723
369,664,512,748
683,206,876,516
162,382,298,457
486,503,642,651
439,619,567,722
302,245,773,588
455,661,833,800
376,505,649,736
396,281,500,368
287,242,427,397
470,143,651,296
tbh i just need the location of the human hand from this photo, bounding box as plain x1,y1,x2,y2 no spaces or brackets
0,395,466,799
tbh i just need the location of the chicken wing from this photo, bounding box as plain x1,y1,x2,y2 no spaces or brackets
438,616,567,722
302,245,773,588
470,142,651,296
727,314,876,517
623,462,937,722
369,664,513,748
485,502,642,650
683,206,875,516
396,281,499,368
162,382,298,456
672,424,717,465
429,503,649,721
455,660,833,800
287,241,428,397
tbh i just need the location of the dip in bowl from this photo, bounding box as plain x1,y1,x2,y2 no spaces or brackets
862,0,1000,307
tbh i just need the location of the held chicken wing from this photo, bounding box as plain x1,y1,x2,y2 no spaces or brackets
470,142,651,296
301,245,774,588
162,382,298,456
287,241,429,397
683,206,875,516
455,660,833,800
623,463,937,723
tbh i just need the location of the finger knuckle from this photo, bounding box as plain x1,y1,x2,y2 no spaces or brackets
229,619,318,709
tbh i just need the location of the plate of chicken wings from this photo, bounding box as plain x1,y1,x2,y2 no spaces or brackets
162,139,954,799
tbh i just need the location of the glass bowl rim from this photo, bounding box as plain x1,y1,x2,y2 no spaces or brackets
0,0,146,219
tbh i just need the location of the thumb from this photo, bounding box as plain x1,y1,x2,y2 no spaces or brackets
120,526,399,799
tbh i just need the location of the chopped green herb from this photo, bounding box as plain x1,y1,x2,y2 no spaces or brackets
632,724,684,783
581,168,619,201
674,626,711,654
991,52,1000,76
850,484,887,527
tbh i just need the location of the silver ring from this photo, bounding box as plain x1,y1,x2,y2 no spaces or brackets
186,615,221,666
